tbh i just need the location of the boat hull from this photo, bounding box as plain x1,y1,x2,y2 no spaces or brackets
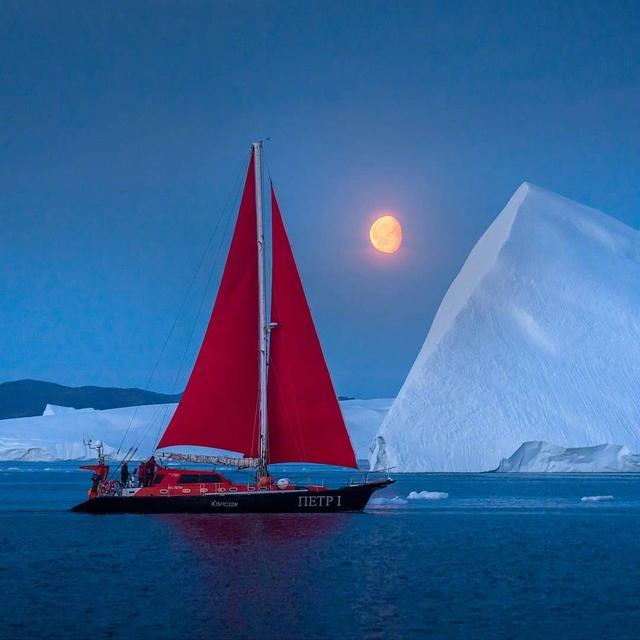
71,480,393,514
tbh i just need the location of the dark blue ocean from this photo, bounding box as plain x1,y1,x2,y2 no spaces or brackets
1,463,640,640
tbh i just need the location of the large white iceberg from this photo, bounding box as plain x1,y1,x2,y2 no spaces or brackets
371,183,640,472
0,398,390,462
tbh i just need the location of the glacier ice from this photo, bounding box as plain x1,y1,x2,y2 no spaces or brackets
495,441,640,472
42,404,95,416
0,403,175,461
371,183,640,472
340,398,393,460
0,399,389,462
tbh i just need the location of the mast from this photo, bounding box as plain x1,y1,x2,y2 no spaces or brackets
253,141,269,476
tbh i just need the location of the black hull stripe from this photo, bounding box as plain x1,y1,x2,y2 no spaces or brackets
71,481,392,514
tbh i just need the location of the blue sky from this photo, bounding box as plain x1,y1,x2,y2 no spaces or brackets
1,1,639,397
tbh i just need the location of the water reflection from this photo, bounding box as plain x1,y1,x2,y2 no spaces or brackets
160,512,349,546
157,513,352,635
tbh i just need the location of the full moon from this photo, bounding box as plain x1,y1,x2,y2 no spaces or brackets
370,215,402,253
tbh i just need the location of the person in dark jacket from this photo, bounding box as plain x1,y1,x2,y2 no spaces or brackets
145,456,157,486
90,472,101,498
120,462,129,487
138,462,146,487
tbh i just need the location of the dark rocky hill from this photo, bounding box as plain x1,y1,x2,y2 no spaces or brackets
0,379,181,419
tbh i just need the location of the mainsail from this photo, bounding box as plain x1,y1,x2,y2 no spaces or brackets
267,187,357,468
157,152,260,456
157,148,356,469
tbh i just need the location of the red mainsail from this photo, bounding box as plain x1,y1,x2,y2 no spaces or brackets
157,153,260,456
267,186,357,468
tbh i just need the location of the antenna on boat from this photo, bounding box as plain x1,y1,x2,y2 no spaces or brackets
253,141,269,479
84,438,105,466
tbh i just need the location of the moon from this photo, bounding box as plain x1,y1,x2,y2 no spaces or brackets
370,215,402,254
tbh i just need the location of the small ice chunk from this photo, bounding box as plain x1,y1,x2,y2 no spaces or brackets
581,495,614,502
407,490,449,500
369,496,408,505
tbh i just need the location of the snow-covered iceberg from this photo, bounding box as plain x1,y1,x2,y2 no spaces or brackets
495,441,640,472
0,398,390,462
42,404,95,416
371,183,640,472
0,404,176,461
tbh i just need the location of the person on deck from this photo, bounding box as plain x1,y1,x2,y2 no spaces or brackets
138,462,146,487
145,456,157,486
89,472,101,499
120,462,129,487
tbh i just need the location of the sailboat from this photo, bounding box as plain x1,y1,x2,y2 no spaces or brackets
72,143,393,514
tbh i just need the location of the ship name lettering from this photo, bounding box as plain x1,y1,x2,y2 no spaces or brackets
298,495,342,508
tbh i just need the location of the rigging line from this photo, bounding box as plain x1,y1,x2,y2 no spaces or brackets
111,151,251,470
130,171,243,460
150,162,245,452
150,404,173,456
119,402,171,465
126,404,169,463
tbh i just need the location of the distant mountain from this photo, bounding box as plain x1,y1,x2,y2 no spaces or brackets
0,380,355,422
0,380,182,420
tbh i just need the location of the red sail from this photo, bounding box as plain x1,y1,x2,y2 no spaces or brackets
267,187,357,468
157,153,260,456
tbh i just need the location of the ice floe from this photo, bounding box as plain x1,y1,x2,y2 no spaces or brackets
407,491,449,500
369,496,408,506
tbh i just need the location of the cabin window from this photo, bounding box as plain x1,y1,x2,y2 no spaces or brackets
152,474,165,485
177,473,224,484
177,474,199,484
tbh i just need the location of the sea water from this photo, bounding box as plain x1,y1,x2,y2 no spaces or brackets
1,463,639,639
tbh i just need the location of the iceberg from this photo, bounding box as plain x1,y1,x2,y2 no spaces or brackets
369,496,408,506
42,404,95,416
0,398,389,462
339,398,393,461
0,403,174,461
495,441,640,472
407,491,449,500
372,183,640,472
